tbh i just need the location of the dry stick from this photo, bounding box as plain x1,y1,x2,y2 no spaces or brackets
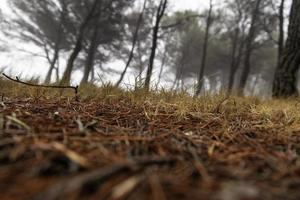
2,73,79,100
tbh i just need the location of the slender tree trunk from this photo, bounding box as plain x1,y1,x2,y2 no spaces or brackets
55,56,60,82
90,65,95,83
227,28,239,95
44,1,66,84
136,40,144,82
144,0,168,90
238,0,262,96
227,1,244,95
195,0,213,96
80,26,99,86
277,0,285,66
115,0,147,87
156,49,167,89
44,47,60,84
273,0,300,97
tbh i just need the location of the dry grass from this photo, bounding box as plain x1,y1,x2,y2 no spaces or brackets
1,76,300,200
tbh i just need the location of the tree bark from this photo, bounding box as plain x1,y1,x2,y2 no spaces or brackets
144,0,168,90
195,0,213,96
238,0,262,96
273,0,300,97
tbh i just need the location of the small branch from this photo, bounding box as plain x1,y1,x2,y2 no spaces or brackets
2,73,79,100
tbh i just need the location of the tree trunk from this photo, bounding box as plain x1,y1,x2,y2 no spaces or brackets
195,0,213,96
55,58,60,82
60,0,100,85
144,0,168,90
227,28,239,95
44,1,66,84
115,0,147,87
44,47,60,84
60,34,84,85
238,0,262,96
80,26,99,86
273,0,300,97
277,0,285,66
156,49,167,89
227,1,244,95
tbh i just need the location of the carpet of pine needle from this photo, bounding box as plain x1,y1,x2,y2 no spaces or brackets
1,79,300,200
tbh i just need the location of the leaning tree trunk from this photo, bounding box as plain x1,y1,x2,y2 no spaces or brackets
195,0,213,96
277,0,285,67
60,34,84,85
273,0,300,97
238,0,262,96
60,0,100,86
115,0,146,87
144,0,168,90
80,26,99,86
44,2,66,85
44,46,60,84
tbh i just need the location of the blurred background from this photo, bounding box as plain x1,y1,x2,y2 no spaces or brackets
0,0,293,97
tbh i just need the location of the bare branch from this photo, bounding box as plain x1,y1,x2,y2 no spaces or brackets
2,73,79,100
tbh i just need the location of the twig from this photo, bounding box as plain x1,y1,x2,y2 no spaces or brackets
2,73,79,101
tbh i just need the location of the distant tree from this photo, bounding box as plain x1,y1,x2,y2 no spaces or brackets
225,0,247,95
80,0,133,86
273,0,300,97
7,0,71,83
195,0,213,96
238,0,262,95
59,0,102,85
144,0,168,89
277,0,285,66
115,0,147,87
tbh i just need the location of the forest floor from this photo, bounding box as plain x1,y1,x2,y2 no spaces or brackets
1,80,300,200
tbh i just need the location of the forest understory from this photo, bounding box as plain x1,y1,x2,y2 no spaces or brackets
1,80,300,200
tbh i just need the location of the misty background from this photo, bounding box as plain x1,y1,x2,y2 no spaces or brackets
0,0,293,97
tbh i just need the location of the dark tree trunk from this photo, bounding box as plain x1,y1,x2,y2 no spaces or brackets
44,46,60,84
195,0,213,96
273,0,300,97
144,0,168,90
227,0,244,95
115,0,147,87
227,28,240,95
60,33,84,85
156,49,167,89
136,40,144,82
238,0,262,96
277,0,285,66
80,26,99,86
55,59,59,82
